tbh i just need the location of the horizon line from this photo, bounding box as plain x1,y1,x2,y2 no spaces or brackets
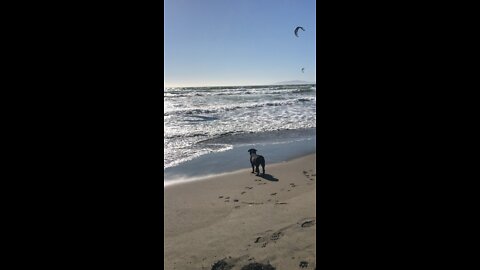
164,81,316,89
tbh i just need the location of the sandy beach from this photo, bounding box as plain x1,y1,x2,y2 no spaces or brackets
164,153,316,270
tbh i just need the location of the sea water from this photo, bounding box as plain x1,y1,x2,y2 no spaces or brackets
164,84,316,182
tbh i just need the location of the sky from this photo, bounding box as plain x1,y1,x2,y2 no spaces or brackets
164,0,316,87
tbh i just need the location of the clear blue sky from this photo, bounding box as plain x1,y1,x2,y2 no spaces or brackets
164,0,316,87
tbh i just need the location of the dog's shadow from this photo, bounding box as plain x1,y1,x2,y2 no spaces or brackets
258,173,279,182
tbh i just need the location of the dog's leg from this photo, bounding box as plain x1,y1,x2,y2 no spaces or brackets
255,164,260,175
259,157,265,175
251,162,255,173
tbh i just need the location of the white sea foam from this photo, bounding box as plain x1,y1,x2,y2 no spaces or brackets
164,84,316,169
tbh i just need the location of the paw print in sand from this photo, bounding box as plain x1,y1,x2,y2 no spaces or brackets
299,261,309,268
270,231,282,241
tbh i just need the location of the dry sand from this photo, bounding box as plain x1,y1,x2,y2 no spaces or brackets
164,154,316,270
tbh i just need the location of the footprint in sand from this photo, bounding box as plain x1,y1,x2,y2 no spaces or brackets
254,237,265,243
225,197,230,199
270,193,277,196
211,259,233,270
241,262,275,270
218,196,223,198
302,171,315,181
254,230,284,248
299,261,309,268
241,191,246,195
225,200,230,202
301,220,315,227
234,199,239,202
245,187,253,189
299,218,316,228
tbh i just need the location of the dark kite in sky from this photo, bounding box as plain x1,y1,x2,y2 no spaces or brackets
294,26,305,37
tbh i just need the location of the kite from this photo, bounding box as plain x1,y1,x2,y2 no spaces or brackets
294,26,305,37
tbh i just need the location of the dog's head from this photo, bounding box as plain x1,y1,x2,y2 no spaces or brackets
248,149,257,154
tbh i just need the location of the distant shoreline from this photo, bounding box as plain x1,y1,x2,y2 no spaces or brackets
164,82,316,89
271,80,316,85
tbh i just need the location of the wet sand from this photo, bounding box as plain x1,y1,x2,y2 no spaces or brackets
164,154,316,270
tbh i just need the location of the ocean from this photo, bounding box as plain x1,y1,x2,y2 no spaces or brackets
164,84,316,184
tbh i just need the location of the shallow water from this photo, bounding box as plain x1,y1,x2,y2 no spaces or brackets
164,128,316,185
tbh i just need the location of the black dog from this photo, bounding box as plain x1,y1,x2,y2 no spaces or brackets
248,149,265,176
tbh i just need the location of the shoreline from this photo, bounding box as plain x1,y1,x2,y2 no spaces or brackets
164,153,316,269
164,128,316,184
164,151,315,188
